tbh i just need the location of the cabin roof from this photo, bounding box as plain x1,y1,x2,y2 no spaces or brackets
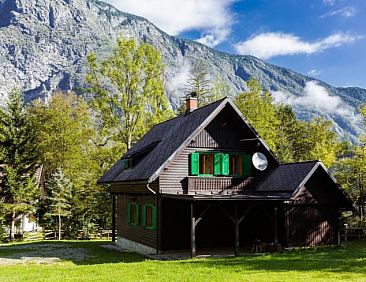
255,161,319,192
99,98,228,183
99,97,280,184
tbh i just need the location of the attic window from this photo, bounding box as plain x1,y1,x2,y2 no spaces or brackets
123,158,133,170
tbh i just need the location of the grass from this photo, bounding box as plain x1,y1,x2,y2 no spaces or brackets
0,240,365,281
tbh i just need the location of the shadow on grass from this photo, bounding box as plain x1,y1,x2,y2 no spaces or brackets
0,240,146,265
180,241,366,274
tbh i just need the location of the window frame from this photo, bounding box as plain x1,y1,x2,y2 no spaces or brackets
190,151,252,177
123,158,133,170
142,204,157,230
229,153,243,177
199,152,215,176
127,202,140,226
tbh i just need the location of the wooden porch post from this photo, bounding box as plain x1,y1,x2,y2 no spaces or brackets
234,203,240,256
191,201,196,258
112,195,116,243
220,204,252,256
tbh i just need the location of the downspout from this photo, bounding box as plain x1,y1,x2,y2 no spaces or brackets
146,182,156,194
146,182,159,254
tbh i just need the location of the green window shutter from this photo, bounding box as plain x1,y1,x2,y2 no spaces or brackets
191,153,200,175
221,153,229,176
214,153,222,175
127,203,131,223
129,158,133,168
152,205,157,230
142,205,146,226
135,204,140,225
242,154,252,176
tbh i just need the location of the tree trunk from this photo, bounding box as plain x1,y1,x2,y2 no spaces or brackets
9,211,16,240
58,214,61,241
127,134,132,150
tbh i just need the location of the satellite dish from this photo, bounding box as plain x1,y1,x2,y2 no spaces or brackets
252,152,268,171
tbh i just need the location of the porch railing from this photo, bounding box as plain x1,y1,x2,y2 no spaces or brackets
186,176,254,193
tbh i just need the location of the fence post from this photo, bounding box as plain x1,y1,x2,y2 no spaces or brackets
344,224,348,242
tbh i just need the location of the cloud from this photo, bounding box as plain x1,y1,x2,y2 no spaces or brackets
307,69,322,77
197,28,231,48
104,0,235,47
321,6,356,18
234,32,359,59
166,62,191,95
272,81,362,124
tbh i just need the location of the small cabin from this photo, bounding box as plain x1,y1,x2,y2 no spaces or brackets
99,97,353,257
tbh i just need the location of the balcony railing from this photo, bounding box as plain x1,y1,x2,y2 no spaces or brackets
186,176,254,193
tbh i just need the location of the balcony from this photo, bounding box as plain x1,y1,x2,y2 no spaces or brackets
186,176,254,194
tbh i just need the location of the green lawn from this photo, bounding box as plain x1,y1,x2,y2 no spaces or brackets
0,240,365,282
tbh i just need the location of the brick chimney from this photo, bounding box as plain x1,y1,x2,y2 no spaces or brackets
185,93,198,113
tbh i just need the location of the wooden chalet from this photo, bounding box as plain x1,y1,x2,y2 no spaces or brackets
98,97,353,257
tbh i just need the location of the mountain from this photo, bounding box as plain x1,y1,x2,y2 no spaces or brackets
0,0,365,142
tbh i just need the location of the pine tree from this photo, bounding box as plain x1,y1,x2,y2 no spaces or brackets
45,168,72,240
0,90,39,239
185,60,213,106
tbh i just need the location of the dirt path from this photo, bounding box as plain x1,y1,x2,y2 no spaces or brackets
0,243,92,265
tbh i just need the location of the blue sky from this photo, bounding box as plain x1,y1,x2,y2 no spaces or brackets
106,0,365,88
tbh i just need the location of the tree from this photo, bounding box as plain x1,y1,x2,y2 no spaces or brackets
185,60,213,106
0,90,40,239
275,105,297,162
332,106,366,225
45,168,72,240
235,78,280,152
304,118,342,167
29,92,111,237
211,75,231,101
86,38,173,150
234,78,343,166
29,92,94,180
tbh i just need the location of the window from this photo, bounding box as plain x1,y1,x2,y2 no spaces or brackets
230,155,243,176
142,204,157,230
123,158,133,170
199,154,214,175
191,152,252,177
127,202,139,225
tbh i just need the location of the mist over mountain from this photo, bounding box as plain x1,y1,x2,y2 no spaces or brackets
0,0,365,142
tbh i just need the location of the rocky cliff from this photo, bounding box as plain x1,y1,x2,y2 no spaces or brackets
0,0,365,141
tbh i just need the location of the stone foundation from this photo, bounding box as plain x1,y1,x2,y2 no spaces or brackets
115,237,157,255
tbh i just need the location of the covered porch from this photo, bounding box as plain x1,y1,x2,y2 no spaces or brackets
159,194,289,258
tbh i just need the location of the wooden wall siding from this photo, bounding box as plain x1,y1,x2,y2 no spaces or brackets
111,181,159,194
285,205,339,246
293,168,341,206
186,176,254,193
159,147,255,194
294,168,342,206
117,195,157,249
159,147,195,193
189,104,256,149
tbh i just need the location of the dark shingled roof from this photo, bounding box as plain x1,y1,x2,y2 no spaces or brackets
255,161,319,192
98,98,227,183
